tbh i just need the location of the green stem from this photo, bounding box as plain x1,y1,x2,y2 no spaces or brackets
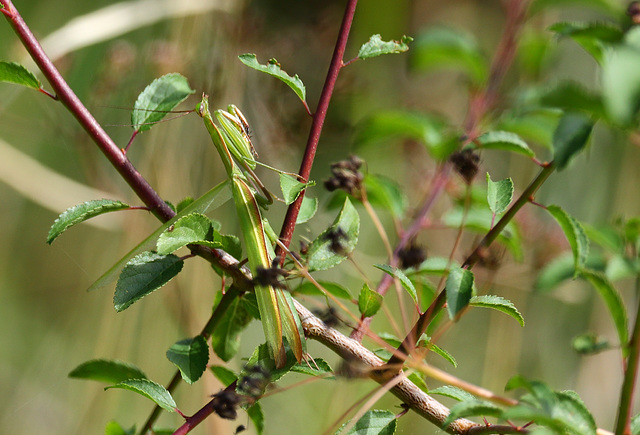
614,274,640,435
387,162,556,367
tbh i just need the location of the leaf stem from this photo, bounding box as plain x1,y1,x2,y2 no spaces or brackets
614,273,640,435
275,0,359,260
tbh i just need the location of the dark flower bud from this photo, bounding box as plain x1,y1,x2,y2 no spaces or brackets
449,149,480,184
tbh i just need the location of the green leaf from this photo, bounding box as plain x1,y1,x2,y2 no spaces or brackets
358,34,413,59
239,54,306,103
0,61,41,90
247,403,265,435
307,197,360,271
546,205,589,276
572,333,610,355
104,420,135,435
602,44,640,126
550,21,623,63
358,283,383,318
131,73,194,133
535,252,605,292
445,268,474,320
441,400,503,429
356,110,457,161
555,391,597,435
244,343,296,385
341,409,397,435
166,336,209,384
552,112,594,170
296,196,318,224
631,414,640,435
279,173,308,205
470,295,524,327
536,81,605,118
409,257,456,275
290,358,333,377
156,213,213,255
407,372,429,393
68,359,146,383
47,199,129,244
210,365,237,387
88,181,231,292
497,108,561,149
364,174,408,218
419,336,457,367
475,131,535,158
579,269,628,353
105,379,177,412
412,26,488,85
486,173,514,215
529,0,621,16
114,252,183,311
505,375,557,414
374,264,418,306
210,295,253,361
293,280,353,299
176,196,194,213
429,385,476,402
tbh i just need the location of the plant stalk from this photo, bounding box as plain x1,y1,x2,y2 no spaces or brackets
614,274,640,435
275,0,359,260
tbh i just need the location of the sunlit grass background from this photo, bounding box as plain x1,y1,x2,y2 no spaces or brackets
1,0,639,433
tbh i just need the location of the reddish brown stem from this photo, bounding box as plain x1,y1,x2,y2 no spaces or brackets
275,0,359,260
0,0,174,222
172,382,239,435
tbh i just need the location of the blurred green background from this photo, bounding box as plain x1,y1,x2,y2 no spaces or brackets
1,0,639,433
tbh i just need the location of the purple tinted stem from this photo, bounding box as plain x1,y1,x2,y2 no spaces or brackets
0,0,174,222
275,0,358,259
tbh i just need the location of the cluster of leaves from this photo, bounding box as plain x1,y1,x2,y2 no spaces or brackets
5,1,640,434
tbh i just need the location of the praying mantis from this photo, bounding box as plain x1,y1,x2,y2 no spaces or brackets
196,94,305,368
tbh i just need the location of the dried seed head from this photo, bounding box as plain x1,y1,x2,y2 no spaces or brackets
211,390,241,420
324,155,365,196
398,242,427,269
449,149,480,184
